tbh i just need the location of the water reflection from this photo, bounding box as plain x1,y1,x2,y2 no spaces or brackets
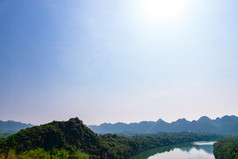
179,144,214,154
129,141,215,159
148,147,214,159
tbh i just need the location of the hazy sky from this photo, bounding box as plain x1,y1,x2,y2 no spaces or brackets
0,0,238,125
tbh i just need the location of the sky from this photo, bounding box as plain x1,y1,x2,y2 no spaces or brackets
0,0,238,125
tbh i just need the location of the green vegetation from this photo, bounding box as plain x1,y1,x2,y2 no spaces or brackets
0,148,89,159
100,132,221,158
0,118,221,159
214,137,238,159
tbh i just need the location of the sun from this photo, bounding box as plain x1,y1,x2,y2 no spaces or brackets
138,0,189,24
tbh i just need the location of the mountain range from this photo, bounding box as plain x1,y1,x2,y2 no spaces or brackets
89,115,238,135
0,120,33,138
1,115,238,137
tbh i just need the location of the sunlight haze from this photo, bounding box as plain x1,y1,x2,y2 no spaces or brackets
0,0,238,125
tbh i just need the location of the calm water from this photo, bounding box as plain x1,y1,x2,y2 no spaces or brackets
130,141,215,159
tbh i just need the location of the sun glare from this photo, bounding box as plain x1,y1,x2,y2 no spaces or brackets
138,0,189,24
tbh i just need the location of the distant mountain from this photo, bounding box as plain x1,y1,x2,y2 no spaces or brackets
0,120,33,138
89,115,238,135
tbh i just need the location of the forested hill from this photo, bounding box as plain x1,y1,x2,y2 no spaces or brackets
0,120,33,138
89,115,238,135
0,118,221,159
0,118,103,157
213,137,238,159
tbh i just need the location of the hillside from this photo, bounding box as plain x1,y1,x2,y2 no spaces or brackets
0,118,221,159
89,115,238,135
0,120,33,138
213,137,238,159
0,118,103,158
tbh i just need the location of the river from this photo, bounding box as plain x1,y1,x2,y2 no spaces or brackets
130,141,215,159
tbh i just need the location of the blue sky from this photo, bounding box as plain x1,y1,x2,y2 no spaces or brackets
0,0,238,125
